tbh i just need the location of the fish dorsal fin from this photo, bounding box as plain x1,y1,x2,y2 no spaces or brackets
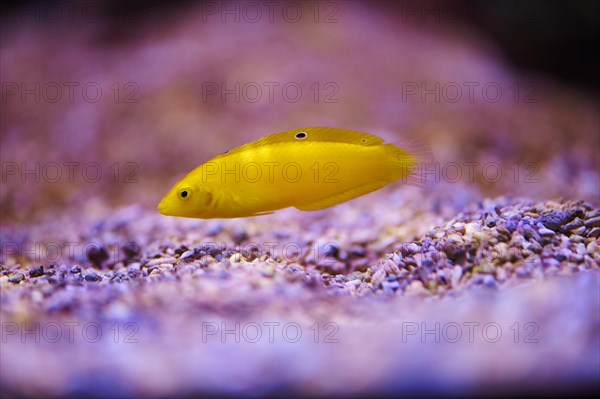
295,180,388,211
214,127,385,159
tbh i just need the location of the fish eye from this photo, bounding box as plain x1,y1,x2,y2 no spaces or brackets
295,131,308,140
361,139,368,143
178,187,192,200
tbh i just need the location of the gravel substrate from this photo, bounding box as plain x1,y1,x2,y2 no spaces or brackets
1,2,599,397
1,192,599,396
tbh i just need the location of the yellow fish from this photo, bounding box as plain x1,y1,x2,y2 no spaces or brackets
158,127,427,219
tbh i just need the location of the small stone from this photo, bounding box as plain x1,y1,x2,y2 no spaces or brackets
371,269,386,286
232,230,249,245
586,209,600,219
587,241,599,255
569,235,585,243
570,253,584,263
128,269,142,279
174,245,190,256
404,280,429,296
495,242,510,261
540,211,566,231
195,244,222,259
323,242,340,258
584,216,600,228
538,228,555,237
480,262,495,274
122,241,140,260
8,273,24,284
348,246,366,257
443,241,467,262
86,244,110,267
521,224,540,241
526,241,543,254
381,280,400,294
573,243,587,256
347,271,364,281
466,224,488,243
562,217,584,232
406,243,420,254
28,265,44,278
380,259,401,274
389,252,402,265
346,279,362,288
555,249,570,262
350,257,370,272
571,226,586,236
495,267,507,282
495,225,511,241
505,219,518,233
566,208,586,221
482,275,496,287
316,260,346,274
587,228,600,238
450,265,462,287
145,257,176,267
503,262,515,272
84,272,102,282
515,265,532,278
542,257,560,269
417,266,430,282
180,250,194,260
446,234,464,245
453,222,466,233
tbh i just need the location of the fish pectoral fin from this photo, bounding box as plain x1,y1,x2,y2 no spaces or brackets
250,211,274,217
295,181,388,211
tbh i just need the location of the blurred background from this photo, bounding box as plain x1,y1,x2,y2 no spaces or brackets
1,1,599,397
1,0,598,223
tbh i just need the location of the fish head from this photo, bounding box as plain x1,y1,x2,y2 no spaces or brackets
157,177,215,218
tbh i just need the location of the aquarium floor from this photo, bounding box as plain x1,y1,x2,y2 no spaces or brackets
1,191,599,396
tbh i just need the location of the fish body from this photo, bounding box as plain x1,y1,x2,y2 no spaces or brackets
158,127,425,218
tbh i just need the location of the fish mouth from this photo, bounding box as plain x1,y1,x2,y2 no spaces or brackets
157,199,169,215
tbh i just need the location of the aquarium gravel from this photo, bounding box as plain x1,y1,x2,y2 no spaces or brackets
1,192,599,396
1,1,599,397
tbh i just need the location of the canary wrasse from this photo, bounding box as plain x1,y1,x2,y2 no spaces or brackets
158,127,429,219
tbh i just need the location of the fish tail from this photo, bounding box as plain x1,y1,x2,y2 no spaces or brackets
384,140,435,187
